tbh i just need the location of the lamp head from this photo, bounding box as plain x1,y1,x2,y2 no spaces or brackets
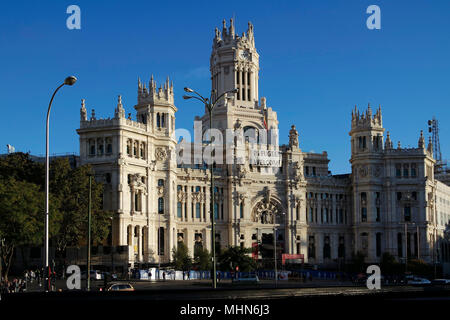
64,76,77,86
184,87,194,93
229,88,239,94
183,95,193,100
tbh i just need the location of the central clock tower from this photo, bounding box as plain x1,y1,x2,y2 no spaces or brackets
210,19,260,108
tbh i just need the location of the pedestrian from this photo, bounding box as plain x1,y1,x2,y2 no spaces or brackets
163,272,166,281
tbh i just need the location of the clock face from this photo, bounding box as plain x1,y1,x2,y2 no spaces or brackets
239,50,249,60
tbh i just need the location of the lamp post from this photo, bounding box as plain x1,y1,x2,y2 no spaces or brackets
400,221,419,274
183,87,238,289
44,76,77,292
86,173,92,291
158,211,161,280
110,216,114,275
273,212,286,287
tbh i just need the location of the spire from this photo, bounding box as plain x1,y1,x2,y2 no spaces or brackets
397,141,401,149
385,131,392,149
222,19,227,38
230,18,235,39
418,130,425,149
91,109,96,121
80,98,87,121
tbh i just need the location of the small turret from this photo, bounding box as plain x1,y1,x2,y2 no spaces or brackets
114,95,125,119
418,130,425,149
137,75,174,105
385,131,393,149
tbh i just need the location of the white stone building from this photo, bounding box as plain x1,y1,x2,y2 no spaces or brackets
76,19,450,268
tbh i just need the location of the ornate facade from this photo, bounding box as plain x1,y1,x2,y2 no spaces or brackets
76,19,450,268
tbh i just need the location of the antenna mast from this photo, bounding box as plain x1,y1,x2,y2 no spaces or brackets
428,116,447,174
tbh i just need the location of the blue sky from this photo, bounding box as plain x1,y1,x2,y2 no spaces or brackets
0,0,449,174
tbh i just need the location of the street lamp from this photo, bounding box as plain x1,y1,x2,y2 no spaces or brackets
86,173,93,291
44,76,77,292
399,221,420,274
183,86,238,289
273,212,286,288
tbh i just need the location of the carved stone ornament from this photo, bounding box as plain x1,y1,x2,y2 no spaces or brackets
155,147,167,161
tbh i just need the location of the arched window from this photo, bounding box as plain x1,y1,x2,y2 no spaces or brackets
157,113,161,128
158,179,164,187
243,126,259,144
158,197,164,214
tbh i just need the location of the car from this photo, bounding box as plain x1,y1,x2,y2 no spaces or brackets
81,270,103,280
102,272,118,281
431,279,450,285
408,277,431,286
106,283,134,291
232,273,259,284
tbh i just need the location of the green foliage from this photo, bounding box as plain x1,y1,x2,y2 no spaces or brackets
0,177,60,279
50,159,109,256
0,153,109,279
218,246,256,272
194,245,211,270
408,259,434,277
0,152,44,187
172,242,192,271
380,252,402,275
349,251,366,273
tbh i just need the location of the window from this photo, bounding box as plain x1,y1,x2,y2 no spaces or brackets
158,197,164,214
403,164,409,177
158,179,164,187
397,192,402,201
323,236,331,259
196,203,201,219
404,206,411,222
338,236,345,258
177,202,182,218
411,164,417,177
396,164,401,178
308,236,315,259
106,143,112,154
361,207,367,222
158,227,164,255
105,173,111,184
376,233,382,257
90,144,96,156
214,203,219,220
239,202,244,219
309,207,314,223
376,207,381,222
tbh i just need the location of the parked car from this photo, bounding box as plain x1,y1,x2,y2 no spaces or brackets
408,277,431,286
431,279,450,285
106,283,134,291
232,273,259,284
102,272,118,281
81,270,103,280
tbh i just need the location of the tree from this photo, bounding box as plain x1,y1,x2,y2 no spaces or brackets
0,178,60,280
194,245,211,270
49,160,109,259
172,242,192,271
218,246,256,272
349,251,366,273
